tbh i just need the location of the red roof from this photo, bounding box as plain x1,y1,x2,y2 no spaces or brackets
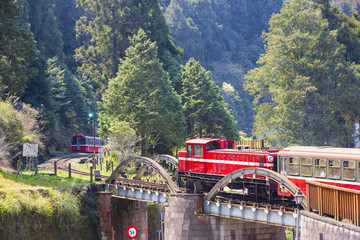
72,134,101,140
279,146,360,160
185,138,220,145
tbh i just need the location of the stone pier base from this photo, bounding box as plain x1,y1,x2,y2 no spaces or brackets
165,193,286,240
98,192,114,240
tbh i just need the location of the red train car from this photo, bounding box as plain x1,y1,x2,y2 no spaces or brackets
278,146,360,194
178,138,279,181
71,134,102,153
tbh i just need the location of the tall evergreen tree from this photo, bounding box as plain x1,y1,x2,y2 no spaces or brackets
0,0,37,97
26,0,64,60
45,57,89,136
22,0,64,111
75,0,180,98
245,0,360,147
54,0,84,72
100,29,186,156
181,58,239,140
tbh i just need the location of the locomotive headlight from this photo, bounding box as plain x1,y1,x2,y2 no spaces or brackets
268,156,274,162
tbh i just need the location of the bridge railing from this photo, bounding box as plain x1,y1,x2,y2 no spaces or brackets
306,181,360,226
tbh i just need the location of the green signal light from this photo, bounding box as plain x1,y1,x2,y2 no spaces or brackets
88,113,94,118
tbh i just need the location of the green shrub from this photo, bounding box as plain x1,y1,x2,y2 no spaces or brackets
0,186,98,240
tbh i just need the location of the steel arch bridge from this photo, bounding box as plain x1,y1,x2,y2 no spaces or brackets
106,156,181,193
204,167,307,208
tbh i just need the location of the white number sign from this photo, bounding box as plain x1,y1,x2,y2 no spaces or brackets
127,226,138,239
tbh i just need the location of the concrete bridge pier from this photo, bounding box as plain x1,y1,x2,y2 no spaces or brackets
165,193,286,240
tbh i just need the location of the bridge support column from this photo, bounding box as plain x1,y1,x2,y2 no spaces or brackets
165,193,286,240
98,192,114,240
111,197,148,240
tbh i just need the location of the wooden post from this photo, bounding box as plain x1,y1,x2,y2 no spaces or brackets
356,194,359,226
335,190,339,221
54,161,57,176
69,163,71,178
90,166,93,182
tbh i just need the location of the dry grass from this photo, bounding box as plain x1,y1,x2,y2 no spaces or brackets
0,136,16,173
0,177,35,190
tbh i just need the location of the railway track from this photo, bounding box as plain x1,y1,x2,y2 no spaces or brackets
114,177,171,192
38,154,108,180
56,155,112,180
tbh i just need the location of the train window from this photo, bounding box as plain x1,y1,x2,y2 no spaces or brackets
289,157,299,175
72,138,77,145
80,138,86,144
194,145,203,157
206,142,220,151
343,160,356,181
301,158,313,177
328,159,341,179
279,157,287,175
187,145,192,156
314,158,326,178
227,142,233,149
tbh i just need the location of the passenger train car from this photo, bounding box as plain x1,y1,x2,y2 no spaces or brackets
71,134,102,153
278,146,360,194
178,138,360,195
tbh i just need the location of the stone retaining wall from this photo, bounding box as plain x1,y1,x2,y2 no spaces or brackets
301,211,360,240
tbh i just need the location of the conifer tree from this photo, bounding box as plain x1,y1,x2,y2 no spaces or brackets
181,58,239,140
100,29,186,156
0,0,37,97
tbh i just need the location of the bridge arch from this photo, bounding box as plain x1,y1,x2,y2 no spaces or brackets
134,155,178,180
106,156,181,193
204,168,307,208
151,155,178,167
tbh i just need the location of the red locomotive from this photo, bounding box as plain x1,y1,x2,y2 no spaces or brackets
71,134,102,153
178,138,360,195
178,138,278,179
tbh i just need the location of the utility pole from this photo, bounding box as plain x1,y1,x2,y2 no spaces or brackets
93,113,96,165
88,112,96,166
